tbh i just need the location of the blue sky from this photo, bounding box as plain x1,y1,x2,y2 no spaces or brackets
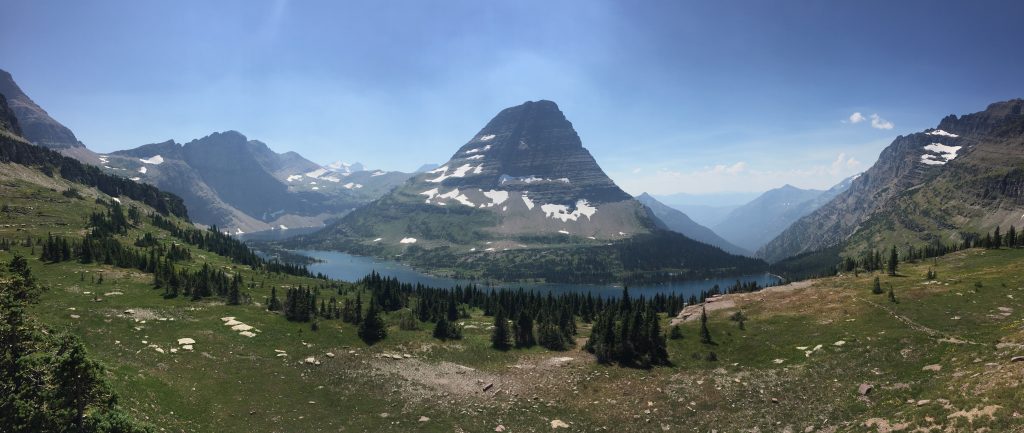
3,1,1023,196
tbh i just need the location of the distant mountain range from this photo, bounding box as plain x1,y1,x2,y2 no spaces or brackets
0,68,411,234
760,99,1024,262
710,177,856,252
301,100,764,283
636,193,750,256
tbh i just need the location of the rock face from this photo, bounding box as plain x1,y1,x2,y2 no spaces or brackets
305,100,766,283
0,93,23,137
101,131,412,233
0,69,84,149
759,99,1024,263
636,193,750,256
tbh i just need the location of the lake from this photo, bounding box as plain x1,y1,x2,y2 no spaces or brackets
295,249,782,299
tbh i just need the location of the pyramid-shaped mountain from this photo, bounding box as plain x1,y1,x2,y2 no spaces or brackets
303,100,765,284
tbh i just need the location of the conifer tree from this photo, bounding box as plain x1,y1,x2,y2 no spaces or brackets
513,311,535,348
357,298,386,345
267,287,281,311
699,306,713,345
491,308,511,350
872,276,883,295
669,324,683,340
888,285,897,303
887,245,898,276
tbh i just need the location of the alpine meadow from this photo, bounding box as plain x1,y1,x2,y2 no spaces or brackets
2,2,1024,432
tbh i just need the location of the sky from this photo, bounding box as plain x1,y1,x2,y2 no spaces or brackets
3,0,1024,197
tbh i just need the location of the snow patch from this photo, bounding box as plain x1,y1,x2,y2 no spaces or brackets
129,177,141,181
558,230,570,235
420,188,440,203
464,145,492,155
305,168,329,179
311,186,319,190
138,166,148,174
436,188,475,207
427,164,475,183
371,171,386,177
139,155,164,165
321,176,341,183
342,182,363,189
372,238,382,242
482,190,509,207
926,129,959,138
279,225,288,230
111,197,121,204
400,237,417,244
920,142,962,165
235,228,244,235
541,200,597,222
286,174,304,182
465,154,485,160
521,193,535,210
479,134,496,141
499,175,570,185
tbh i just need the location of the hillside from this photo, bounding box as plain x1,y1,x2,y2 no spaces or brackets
3,147,1022,431
760,99,1024,263
636,192,750,256
715,177,854,252
301,100,765,283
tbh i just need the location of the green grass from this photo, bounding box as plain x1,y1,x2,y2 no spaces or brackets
3,172,1024,432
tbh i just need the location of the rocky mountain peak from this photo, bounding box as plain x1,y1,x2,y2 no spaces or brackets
425,100,631,205
0,68,84,149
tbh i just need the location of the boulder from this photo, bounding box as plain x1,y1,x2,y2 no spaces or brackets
858,383,873,396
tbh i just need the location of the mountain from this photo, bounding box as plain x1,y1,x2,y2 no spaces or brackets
302,100,765,283
759,99,1024,263
636,193,750,256
0,68,85,150
100,131,412,233
713,177,855,252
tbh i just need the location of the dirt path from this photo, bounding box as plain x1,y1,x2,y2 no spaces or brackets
856,296,981,345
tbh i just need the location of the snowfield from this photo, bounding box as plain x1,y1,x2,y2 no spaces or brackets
139,155,164,165
926,129,959,138
427,163,477,183
920,142,962,165
541,200,597,222
400,237,417,244
286,174,303,182
482,190,509,207
479,134,496,141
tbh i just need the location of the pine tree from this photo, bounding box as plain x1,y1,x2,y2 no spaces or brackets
888,285,897,303
887,245,898,276
51,334,110,432
227,275,241,305
669,324,683,340
433,317,451,340
993,226,1002,249
513,311,535,348
267,287,281,311
357,298,386,345
491,308,511,350
699,306,713,344
872,276,883,295
1008,225,1017,248
354,293,363,325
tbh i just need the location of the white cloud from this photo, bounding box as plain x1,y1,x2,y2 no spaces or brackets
869,113,894,130
710,161,747,175
844,112,893,130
